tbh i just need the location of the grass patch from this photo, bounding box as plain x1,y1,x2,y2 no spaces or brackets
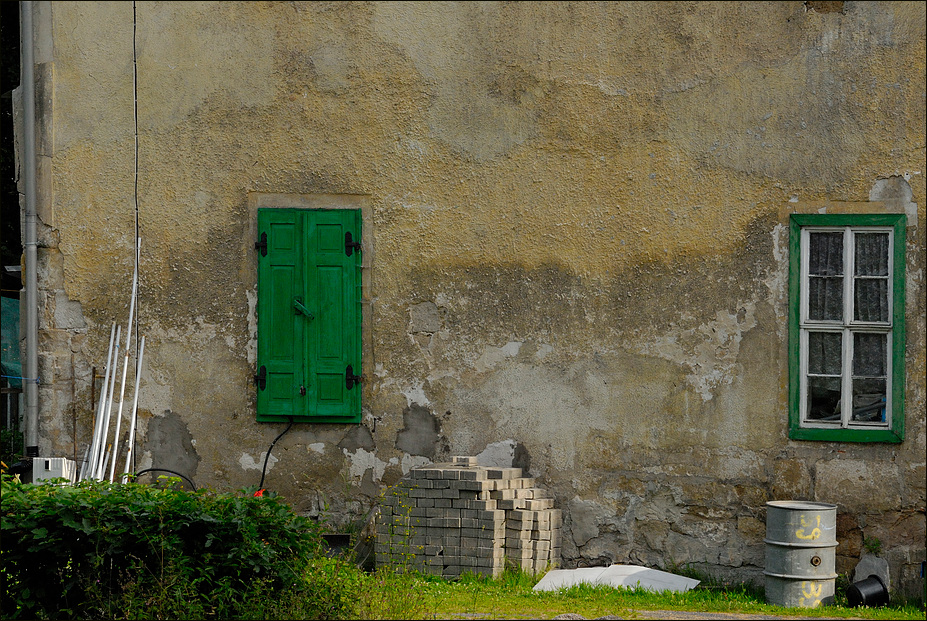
384,568,925,620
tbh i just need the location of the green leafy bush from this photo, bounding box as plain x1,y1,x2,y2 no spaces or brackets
1,475,360,619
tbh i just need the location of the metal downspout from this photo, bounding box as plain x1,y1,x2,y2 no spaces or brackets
21,1,39,458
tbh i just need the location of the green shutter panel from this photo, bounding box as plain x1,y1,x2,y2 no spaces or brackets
257,208,361,423
256,209,307,422
306,209,362,422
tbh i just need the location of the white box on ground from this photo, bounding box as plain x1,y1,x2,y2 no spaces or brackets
32,457,77,484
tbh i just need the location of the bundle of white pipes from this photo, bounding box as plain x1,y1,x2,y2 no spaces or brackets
79,239,146,483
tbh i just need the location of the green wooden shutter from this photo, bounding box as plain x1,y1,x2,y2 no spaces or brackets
256,208,362,423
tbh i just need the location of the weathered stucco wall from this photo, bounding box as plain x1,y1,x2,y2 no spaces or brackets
22,1,925,593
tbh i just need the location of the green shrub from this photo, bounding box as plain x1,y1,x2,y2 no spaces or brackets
1,475,360,619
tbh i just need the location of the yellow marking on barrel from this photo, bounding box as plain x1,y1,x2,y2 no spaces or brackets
799,581,823,607
795,514,821,540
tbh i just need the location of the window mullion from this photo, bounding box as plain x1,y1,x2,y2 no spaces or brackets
841,229,853,429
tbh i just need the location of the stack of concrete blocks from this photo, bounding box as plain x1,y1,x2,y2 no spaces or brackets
376,456,561,579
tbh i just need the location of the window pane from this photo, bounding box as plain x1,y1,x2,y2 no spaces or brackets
854,278,888,322
808,332,842,375
807,377,841,423
852,379,886,423
855,233,889,276
853,332,887,377
809,277,844,321
809,232,844,276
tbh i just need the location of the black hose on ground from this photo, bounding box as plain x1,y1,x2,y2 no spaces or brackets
133,467,197,490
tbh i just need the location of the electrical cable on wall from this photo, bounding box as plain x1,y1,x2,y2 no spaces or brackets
258,417,294,492
129,1,141,475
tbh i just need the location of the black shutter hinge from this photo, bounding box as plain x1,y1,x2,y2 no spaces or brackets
345,365,364,391
345,232,361,257
255,232,267,257
255,365,267,391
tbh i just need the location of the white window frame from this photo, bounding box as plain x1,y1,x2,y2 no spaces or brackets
798,226,893,430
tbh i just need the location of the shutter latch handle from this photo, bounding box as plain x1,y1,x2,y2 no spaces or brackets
293,298,314,320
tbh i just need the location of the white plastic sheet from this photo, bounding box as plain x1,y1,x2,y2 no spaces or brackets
533,564,700,593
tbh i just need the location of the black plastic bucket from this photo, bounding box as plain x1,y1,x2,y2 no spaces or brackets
847,574,890,607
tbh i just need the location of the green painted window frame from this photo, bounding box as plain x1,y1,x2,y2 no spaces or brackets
789,213,906,443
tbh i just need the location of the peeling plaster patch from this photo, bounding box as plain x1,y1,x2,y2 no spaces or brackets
639,305,758,401
476,439,517,467
400,453,431,475
246,288,258,365
410,301,442,333
343,447,388,481
308,443,325,454
148,316,222,354
426,369,459,383
475,341,523,372
401,382,431,407
870,175,918,227
395,404,441,458
766,224,790,337
54,291,87,330
535,343,554,360
239,451,277,471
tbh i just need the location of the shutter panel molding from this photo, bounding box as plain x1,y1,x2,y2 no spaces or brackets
257,208,362,423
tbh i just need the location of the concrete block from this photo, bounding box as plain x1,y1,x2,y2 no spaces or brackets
451,479,493,491
525,498,554,511
458,469,488,481
435,498,452,508
526,498,554,510
486,467,523,480
452,456,478,466
509,509,537,521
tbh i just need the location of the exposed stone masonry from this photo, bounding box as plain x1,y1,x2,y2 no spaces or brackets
376,456,562,578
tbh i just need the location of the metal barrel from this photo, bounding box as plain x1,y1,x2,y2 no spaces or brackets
763,500,838,608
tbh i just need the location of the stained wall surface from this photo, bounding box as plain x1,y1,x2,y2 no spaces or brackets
19,1,925,593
